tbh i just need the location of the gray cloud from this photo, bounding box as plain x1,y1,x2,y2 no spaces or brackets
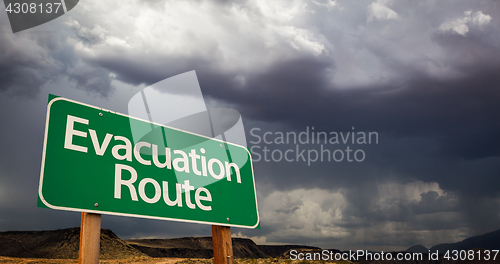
0,12,114,98
1,0,499,252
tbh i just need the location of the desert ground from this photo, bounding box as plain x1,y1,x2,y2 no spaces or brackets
0,257,346,264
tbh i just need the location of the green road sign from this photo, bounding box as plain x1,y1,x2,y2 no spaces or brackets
38,96,259,228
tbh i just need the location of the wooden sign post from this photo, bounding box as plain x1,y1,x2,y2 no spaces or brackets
79,212,101,264
212,225,234,264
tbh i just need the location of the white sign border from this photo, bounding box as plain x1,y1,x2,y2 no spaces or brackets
38,96,260,229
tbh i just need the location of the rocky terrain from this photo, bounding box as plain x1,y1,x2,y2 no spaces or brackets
0,228,317,260
0,227,146,259
1,227,500,263
127,237,321,259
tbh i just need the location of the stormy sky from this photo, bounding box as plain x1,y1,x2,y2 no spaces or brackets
1,0,500,251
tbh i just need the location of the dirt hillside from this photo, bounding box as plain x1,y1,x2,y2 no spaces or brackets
126,237,271,258
0,228,147,259
0,228,316,260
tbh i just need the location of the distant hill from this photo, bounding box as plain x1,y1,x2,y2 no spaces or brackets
5,227,499,261
126,237,319,258
0,227,319,259
127,237,267,258
406,244,429,254
430,229,500,253
126,237,214,258
0,227,147,259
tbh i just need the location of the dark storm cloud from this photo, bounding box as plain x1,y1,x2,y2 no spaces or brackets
1,0,500,250
211,22,500,160
67,65,114,95
224,53,500,198
0,13,114,98
63,0,500,161
341,186,458,224
199,54,500,160
0,30,58,98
